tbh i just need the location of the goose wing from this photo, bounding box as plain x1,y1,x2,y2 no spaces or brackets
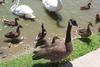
5,31,18,38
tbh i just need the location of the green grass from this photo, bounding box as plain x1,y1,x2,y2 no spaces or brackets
0,33,100,67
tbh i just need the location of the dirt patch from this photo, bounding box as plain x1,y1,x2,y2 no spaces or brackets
0,41,34,60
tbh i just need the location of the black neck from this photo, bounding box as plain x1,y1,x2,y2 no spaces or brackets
16,26,20,33
65,22,72,44
15,19,18,25
88,3,91,8
87,24,91,32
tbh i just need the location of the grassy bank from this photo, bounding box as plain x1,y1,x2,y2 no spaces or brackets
0,33,100,67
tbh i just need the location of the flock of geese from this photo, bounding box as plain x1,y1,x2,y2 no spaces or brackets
0,0,100,66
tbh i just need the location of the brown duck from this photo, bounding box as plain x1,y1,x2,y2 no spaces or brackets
5,25,23,39
80,3,91,10
3,18,19,26
77,22,93,38
32,19,78,66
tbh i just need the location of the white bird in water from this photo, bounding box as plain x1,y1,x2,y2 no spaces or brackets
42,0,63,12
10,0,36,19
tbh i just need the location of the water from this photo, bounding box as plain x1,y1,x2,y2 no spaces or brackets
0,0,100,47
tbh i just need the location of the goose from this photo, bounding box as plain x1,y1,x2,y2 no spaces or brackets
80,2,91,10
3,18,19,26
10,0,36,19
32,19,78,66
77,22,93,38
0,0,5,4
5,25,22,39
42,0,63,12
35,23,48,48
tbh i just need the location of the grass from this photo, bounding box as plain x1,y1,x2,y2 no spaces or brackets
0,33,100,67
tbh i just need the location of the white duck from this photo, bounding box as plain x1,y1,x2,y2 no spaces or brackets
42,0,63,12
10,0,36,19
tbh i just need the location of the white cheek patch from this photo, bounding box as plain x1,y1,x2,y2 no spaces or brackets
69,20,72,26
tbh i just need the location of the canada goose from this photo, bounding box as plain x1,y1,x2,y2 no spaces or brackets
5,25,23,39
80,3,91,10
32,19,78,66
77,22,93,38
0,0,5,4
35,23,47,48
3,18,19,26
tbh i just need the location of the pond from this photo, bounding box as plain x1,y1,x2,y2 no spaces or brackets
0,0,100,47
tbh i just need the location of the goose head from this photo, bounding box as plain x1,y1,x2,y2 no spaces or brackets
69,19,78,27
52,36,59,44
18,25,23,28
88,3,91,6
88,22,93,27
87,3,91,8
41,23,44,29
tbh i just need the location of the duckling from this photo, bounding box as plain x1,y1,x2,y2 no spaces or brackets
5,25,23,39
33,19,78,66
3,18,19,26
0,0,5,4
77,22,93,38
80,3,91,10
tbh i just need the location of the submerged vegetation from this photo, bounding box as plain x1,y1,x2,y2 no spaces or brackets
0,33,100,67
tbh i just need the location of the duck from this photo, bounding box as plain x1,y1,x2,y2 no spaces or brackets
3,18,19,26
96,13,100,22
32,19,78,66
5,25,23,39
35,23,48,48
10,0,36,19
42,0,63,12
0,0,5,4
77,22,93,38
80,2,91,10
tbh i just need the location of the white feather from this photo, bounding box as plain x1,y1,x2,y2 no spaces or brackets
10,0,36,19
42,0,63,12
